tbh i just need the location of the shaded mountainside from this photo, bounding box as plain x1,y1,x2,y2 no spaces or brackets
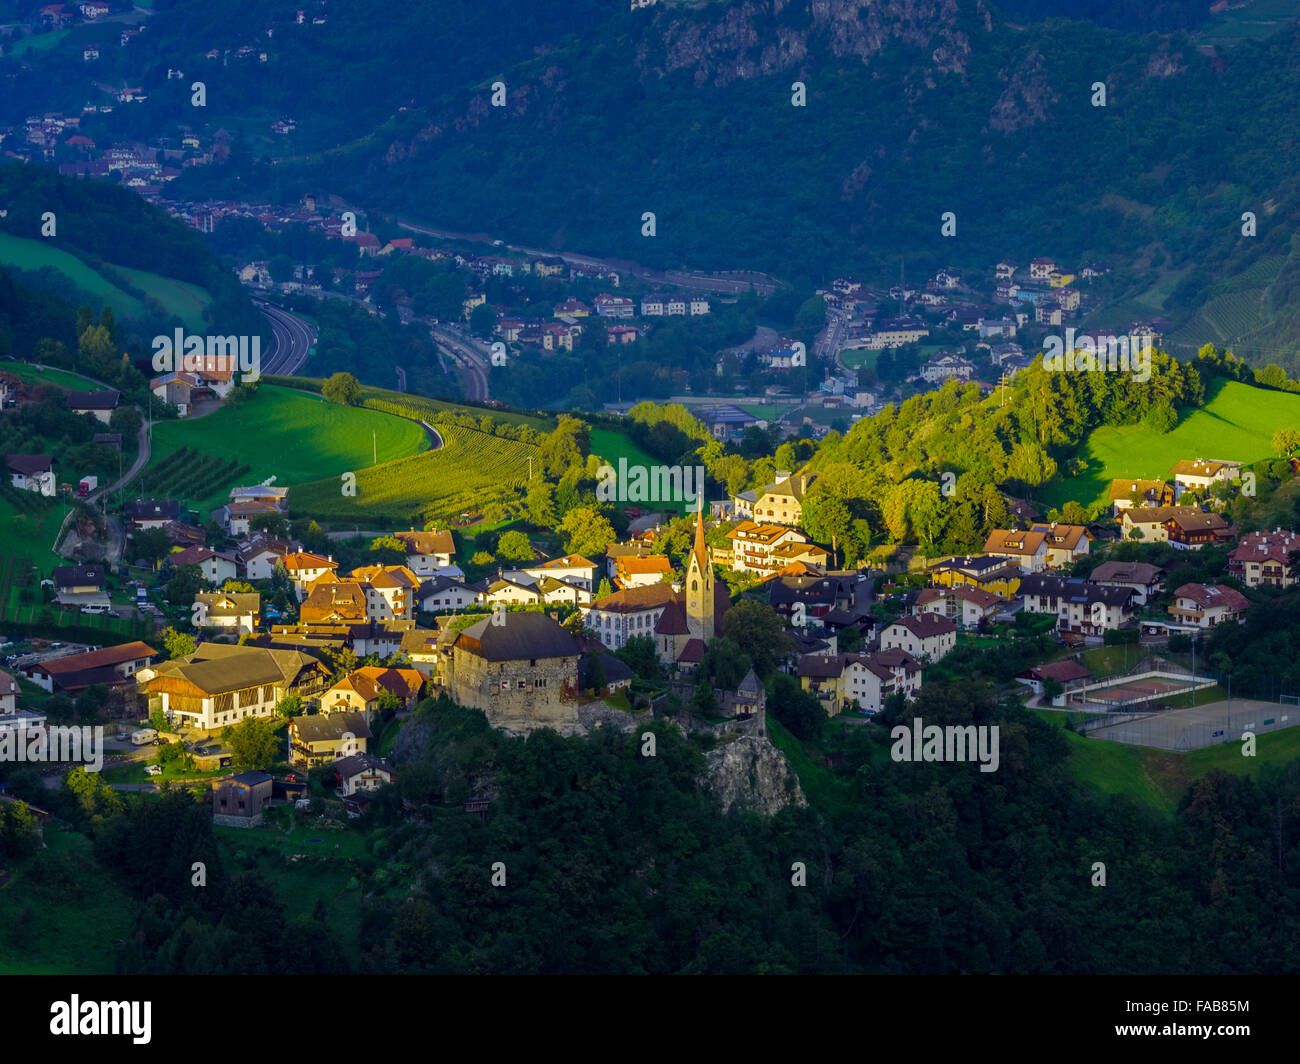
0,162,265,345
233,0,1300,366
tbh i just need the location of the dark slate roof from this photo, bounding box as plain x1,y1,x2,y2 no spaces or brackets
1019,574,1135,608
125,498,180,521
52,564,105,587
582,650,635,686
334,752,393,781
455,611,578,662
67,389,120,410
292,711,372,743
229,771,272,786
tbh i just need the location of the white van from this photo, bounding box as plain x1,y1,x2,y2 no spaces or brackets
130,729,158,745
80,604,112,615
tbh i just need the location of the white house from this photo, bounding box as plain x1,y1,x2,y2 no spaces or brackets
880,614,957,662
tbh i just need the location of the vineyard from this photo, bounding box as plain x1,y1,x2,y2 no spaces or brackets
267,376,554,431
141,384,429,511
288,421,540,526
139,445,252,510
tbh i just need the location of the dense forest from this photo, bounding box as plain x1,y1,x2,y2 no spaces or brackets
6,669,1299,974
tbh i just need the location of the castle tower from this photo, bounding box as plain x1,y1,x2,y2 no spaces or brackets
685,503,715,640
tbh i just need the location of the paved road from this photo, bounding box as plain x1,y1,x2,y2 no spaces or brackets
255,298,318,376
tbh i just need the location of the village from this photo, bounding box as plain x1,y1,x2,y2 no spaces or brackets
3,432,1297,824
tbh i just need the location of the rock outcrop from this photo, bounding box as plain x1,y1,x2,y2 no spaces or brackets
698,735,807,816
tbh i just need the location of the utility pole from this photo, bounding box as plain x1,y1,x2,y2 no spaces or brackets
527,456,534,482
372,429,377,465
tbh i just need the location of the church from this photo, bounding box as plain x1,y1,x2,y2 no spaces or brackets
655,506,731,671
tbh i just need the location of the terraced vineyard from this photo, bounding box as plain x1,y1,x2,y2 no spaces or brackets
142,445,253,508
288,421,540,526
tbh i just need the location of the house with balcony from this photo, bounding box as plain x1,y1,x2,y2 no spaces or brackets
797,649,922,715
1227,528,1300,588
1168,583,1249,628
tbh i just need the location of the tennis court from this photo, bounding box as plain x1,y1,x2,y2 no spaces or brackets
1069,670,1214,710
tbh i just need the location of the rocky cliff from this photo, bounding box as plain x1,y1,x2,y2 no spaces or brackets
698,735,808,816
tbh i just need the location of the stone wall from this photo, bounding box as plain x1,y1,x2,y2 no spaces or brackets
447,651,581,736
213,812,263,829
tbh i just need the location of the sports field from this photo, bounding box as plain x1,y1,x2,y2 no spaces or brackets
1070,673,1210,709
1088,699,1298,752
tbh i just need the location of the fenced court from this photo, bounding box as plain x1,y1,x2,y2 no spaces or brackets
1069,670,1216,711
1087,699,1297,751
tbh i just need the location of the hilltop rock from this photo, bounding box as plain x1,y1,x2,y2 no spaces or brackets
698,735,807,816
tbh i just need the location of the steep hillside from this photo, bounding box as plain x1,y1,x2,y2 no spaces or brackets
246,0,1300,366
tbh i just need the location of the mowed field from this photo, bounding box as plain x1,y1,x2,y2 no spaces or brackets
267,378,554,431
112,264,212,332
1040,379,1300,510
0,232,144,320
143,385,430,513
290,421,540,527
0,233,212,330
589,427,696,515
0,494,70,584
0,360,113,392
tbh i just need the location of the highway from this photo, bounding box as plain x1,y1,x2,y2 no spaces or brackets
255,297,318,376
429,322,491,401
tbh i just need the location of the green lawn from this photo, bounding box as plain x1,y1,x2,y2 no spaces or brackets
0,232,144,320
142,384,430,513
113,264,212,333
0,234,213,330
0,361,113,392
589,427,695,515
0,497,70,585
1039,379,1300,510
838,348,878,371
6,29,69,56
0,829,135,974
101,759,227,785
290,420,539,527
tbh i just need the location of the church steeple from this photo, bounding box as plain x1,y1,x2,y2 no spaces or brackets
686,501,714,640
